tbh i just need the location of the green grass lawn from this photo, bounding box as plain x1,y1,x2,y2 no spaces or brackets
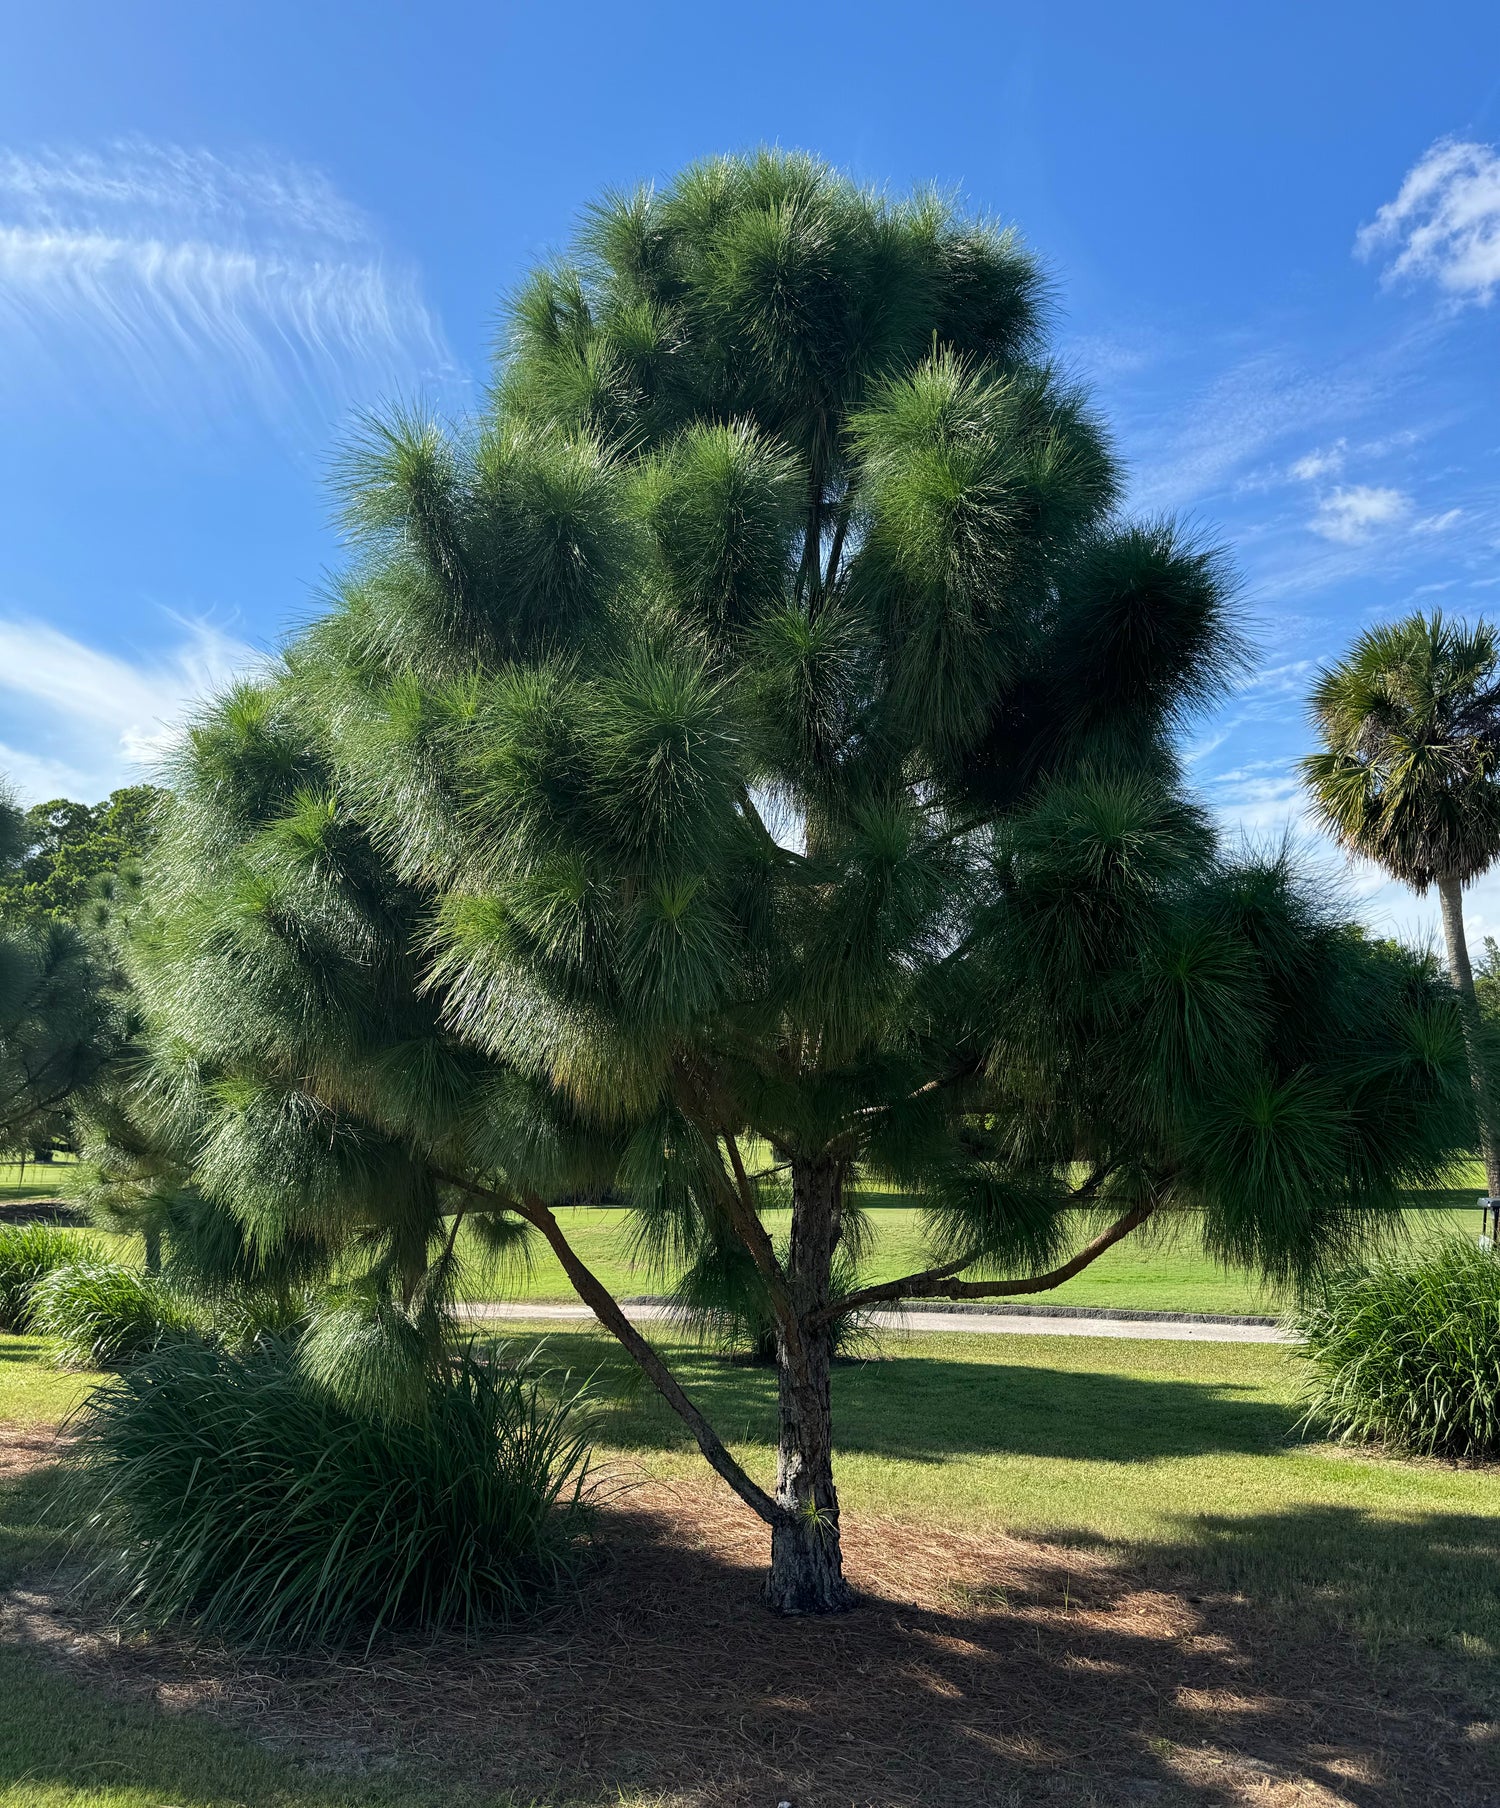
0,1158,76,1205
0,1321,1495,1807
0,1338,100,1426
456,1179,1492,1315
17,1155,1491,1317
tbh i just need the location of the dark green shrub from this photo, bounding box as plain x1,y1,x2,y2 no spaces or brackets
1295,1237,1500,1458
63,1339,594,1649
29,1259,198,1367
0,1223,101,1331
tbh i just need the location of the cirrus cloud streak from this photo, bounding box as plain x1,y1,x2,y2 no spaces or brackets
0,141,454,430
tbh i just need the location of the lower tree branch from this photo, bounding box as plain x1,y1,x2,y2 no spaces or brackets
812,1201,1155,1327
673,1071,807,1373
719,1125,807,1368
432,1166,780,1524
511,1193,782,1528
437,1204,467,1272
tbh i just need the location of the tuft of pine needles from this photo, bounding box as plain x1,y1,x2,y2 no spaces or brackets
60,1338,595,1650
667,1238,873,1364
1294,1236,1500,1459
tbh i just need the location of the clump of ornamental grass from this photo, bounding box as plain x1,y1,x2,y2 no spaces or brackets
0,1222,100,1330
1295,1236,1500,1460
61,1338,595,1650
28,1259,199,1367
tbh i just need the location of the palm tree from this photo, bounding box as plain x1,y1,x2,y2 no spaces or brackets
1304,612,1500,1196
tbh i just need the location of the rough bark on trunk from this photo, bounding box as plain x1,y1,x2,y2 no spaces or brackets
767,1155,855,1614
1436,873,1500,1199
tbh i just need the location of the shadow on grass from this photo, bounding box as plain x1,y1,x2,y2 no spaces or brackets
1122,1502,1500,1675
0,1646,424,1808
0,1197,84,1222
0,1458,66,1590
521,1332,1295,1462
2,1453,1494,1808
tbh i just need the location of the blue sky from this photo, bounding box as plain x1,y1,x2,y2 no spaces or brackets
1,0,1498,941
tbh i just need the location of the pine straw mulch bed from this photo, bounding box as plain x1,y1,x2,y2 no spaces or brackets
2,1434,1496,1808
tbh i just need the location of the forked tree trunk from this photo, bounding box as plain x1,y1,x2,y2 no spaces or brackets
1436,873,1500,1199
767,1155,855,1614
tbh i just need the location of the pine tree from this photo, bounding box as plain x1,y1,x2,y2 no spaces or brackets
127,156,1472,1612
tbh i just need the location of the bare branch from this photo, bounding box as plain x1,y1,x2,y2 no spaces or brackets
672,1068,806,1371
515,1194,782,1526
719,1123,809,1373
812,1200,1153,1327
431,1166,779,1525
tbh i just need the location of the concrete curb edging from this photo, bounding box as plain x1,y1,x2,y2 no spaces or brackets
497,1294,1286,1329
843,1299,1284,1327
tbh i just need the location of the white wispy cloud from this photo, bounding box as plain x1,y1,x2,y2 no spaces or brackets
1120,345,1385,514
1308,483,1411,544
1357,137,1500,304
0,141,453,429
1203,760,1307,836
1288,440,1347,482
0,615,259,803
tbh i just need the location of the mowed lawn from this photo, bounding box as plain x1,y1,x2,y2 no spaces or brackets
0,1158,76,1205
458,1177,1492,1315
1,1315,1497,1807
6,1156,1491,1315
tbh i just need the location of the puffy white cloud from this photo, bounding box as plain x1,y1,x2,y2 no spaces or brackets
1289,440,1347,482
1308,484,1411,544
1357,137,1500,303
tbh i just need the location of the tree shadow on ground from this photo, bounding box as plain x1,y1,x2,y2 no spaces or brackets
1121,1501,1500,1687
0,1199,87,1223
4,1475,1495,1808
577,1344,1294,1463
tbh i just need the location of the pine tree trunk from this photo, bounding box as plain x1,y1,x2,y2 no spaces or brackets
766,1155,855,1614
1436,873,1500,1198
142,1223,162,1276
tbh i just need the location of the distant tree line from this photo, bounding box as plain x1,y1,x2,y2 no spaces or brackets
0,783,159,1162
0,786,161,922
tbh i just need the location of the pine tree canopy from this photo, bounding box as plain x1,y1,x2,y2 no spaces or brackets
114,155,1475,1610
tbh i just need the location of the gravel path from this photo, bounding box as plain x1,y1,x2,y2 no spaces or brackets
462,1299,1294,1344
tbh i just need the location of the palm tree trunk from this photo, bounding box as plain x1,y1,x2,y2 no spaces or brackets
767,1155,854,1614
1436,873,1500,1198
